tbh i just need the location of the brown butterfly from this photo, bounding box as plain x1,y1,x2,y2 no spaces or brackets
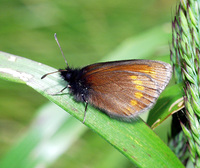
42,34,172,123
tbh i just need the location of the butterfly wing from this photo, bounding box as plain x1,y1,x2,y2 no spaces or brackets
82,60,171,120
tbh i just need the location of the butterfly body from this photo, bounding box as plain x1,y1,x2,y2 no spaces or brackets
60,68,89,102
59,59,172,121
41,34,172,122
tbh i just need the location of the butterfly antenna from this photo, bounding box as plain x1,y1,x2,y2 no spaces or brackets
41,70,60,79
54,33,69,67
41,69,67,79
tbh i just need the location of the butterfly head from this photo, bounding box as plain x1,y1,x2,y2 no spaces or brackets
59,68,83,83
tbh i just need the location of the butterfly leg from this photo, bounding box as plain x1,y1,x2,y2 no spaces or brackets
60,85,70,93
82,94,88,124
49,85,70,96
83,102,88,124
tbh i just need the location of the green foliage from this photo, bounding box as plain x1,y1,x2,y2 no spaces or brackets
0,38,183,167
0,0,182,167
171,0,200,166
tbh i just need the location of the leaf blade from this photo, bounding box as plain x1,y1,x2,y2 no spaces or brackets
0,51,184,167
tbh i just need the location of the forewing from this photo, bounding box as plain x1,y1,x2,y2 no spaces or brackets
84,60,172,93
82,60,172,119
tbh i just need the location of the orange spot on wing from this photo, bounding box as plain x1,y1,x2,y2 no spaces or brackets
130,100,137,106
126,107,131,111
135,92,143,99
130,75,137,79
133,80,143,85
135,85,144,91
124,107,131,115
139,69,156,78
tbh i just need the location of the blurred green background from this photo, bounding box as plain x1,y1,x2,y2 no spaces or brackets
0,0,176,167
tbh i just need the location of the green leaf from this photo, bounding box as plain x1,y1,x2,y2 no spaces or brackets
0,51,184,167
147,84,184,129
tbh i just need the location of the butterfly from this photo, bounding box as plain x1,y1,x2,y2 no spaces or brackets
42,34,172,123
